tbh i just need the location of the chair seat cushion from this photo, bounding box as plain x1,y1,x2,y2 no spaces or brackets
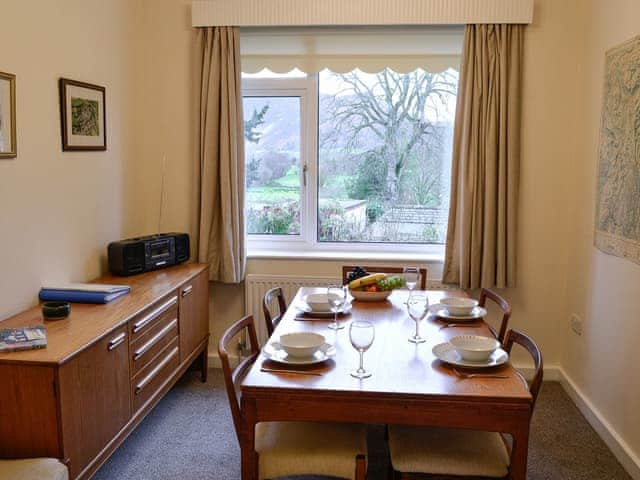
388,425,510,477
0,458,68,480
256,421,367,480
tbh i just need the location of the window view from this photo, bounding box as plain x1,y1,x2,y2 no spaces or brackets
318,68,458,244
242,67,459,249
243,96,302,235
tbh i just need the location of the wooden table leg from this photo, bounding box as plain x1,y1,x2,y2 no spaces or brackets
510,423,530,480
200,349,208,383
241,397,258,480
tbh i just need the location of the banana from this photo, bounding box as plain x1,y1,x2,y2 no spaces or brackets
348,273,386,290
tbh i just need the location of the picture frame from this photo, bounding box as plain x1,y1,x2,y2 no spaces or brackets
59,78,106,151
0,71,17,159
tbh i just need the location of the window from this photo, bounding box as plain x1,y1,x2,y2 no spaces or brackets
240,28,461,255
243,67,458,254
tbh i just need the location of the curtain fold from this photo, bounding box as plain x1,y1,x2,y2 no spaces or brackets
443,24,523,289
197,26,246,283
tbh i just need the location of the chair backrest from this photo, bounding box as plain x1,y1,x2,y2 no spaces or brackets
341,265,427,290
503,329,544,406
262,287,287,337
478,288,511,343
218,315,261,443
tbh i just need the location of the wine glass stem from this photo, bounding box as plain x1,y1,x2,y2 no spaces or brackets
358,350,365,373
415,321,420,339
333,311,338,327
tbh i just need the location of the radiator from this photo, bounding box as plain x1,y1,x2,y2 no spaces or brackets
245,274,341,343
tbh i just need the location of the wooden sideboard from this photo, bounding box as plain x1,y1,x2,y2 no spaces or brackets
0,263,209,480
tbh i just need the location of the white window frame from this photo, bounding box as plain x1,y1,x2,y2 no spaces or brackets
242,74,447,258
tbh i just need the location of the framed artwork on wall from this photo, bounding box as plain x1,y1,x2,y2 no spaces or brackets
59,78,106,151
0,71,17,159
594,35,640,264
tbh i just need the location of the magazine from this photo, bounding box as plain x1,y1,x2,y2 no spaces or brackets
0,326,47,353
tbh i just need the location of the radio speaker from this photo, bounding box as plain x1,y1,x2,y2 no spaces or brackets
109,242,145,275
174,233,190,263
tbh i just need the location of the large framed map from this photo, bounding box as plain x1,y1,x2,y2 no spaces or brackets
594,35,640,264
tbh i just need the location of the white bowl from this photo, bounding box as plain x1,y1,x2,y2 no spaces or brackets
303,293,339,312
349,289,392,302
279,332,326,358
449,335,500,362
440,297,479,316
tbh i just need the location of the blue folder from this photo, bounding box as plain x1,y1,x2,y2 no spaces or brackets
39,283,131,304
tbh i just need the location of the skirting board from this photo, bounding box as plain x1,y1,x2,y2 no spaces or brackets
559,367,640,480
207,353,639,479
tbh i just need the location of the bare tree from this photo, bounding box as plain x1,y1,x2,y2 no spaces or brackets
321,69,457,203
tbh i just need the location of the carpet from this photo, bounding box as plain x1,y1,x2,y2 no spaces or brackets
94,370,631,480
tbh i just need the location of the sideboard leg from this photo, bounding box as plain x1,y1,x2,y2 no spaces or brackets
200,348,208,383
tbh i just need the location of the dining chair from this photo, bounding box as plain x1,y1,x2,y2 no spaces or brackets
341,265,428,290
218,315,368,480
387,328,543,480
262,287,287,337
478,288,512,343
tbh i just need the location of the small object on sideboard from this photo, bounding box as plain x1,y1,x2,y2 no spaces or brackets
0,326,47,352
39,283,130,304
108,232,190,276
42,301,71,320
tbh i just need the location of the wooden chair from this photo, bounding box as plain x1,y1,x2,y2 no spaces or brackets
0,459,68,480
262,287,287,338
478,288,512,343
341,265,427,290
388,329,543,480
218,315,367,480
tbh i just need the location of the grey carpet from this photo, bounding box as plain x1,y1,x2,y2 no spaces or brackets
94,370,631,480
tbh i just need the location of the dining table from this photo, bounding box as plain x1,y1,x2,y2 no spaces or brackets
240,287,533,480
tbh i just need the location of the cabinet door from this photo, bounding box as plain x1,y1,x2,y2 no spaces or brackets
59,325,131,479
179,270,209,362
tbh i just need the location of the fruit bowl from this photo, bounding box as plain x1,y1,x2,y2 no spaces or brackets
349,289,392,302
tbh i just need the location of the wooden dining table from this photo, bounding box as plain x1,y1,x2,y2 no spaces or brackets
240,288,533,479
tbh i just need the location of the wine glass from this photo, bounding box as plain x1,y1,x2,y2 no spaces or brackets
349,321,375,378
327,285,347,330
403,266,420,303
407,294,429,344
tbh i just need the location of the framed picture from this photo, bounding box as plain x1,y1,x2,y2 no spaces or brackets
59,78,106,151
0,71,17,159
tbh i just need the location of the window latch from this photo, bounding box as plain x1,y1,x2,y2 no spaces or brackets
302,164,308,187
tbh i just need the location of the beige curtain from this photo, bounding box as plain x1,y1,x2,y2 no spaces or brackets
443,24,523,289
197,26,246,283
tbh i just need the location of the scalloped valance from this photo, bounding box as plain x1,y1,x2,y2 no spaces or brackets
240,26,463,74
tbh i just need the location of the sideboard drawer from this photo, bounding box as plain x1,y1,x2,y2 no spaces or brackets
130,315,179,376
131,338,180,413
129,293,178,343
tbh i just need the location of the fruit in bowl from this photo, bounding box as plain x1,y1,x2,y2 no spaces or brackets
346,268,405,302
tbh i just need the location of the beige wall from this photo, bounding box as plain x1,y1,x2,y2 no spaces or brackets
563,0,640,468
0,0,136,319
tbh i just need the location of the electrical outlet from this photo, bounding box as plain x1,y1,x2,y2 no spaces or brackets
571,313,583,336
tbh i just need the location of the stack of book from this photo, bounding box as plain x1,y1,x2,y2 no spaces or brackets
0,326,47,352
39,283,131,304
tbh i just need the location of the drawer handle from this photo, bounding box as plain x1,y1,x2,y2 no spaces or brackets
133,296,178,333
135,346,179,395
133,319,178,361
181,285,193,297
107,332,126,351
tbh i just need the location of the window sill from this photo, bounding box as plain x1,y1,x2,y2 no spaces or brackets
247,248,445,264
